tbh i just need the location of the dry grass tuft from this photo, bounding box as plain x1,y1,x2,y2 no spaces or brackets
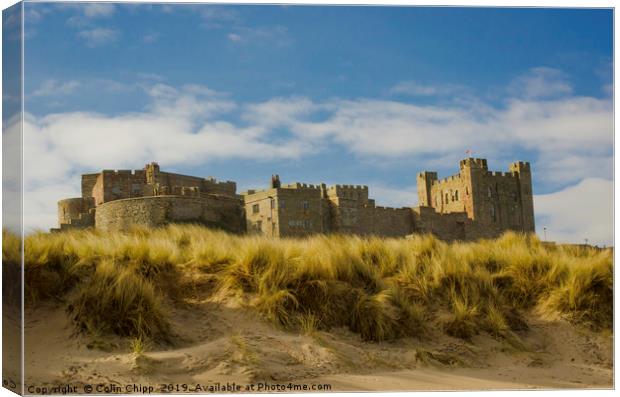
12,225,612,345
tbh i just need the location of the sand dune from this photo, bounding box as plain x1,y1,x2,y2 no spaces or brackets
22,296,612,393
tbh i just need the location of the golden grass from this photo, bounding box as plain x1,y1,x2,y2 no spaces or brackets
4,225,613,343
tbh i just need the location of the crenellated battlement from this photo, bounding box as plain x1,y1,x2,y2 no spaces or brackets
329,184,369,190
101,169,145,176
459,157,488,170
509,161,531,172
281,182,323,190
435,174,462,184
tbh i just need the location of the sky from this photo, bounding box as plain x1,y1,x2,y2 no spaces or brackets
6,2,614,245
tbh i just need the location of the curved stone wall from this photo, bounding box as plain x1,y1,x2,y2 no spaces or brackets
58,197,95,227
94,195,244,233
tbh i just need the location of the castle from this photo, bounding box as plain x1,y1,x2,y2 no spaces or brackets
56,158,535,241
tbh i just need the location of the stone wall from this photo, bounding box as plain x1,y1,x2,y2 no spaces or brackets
276,185,325,237
357,206,413,237
91,170,148,205
243,184,326,237
81,173,100,198
412,206,468,241
243,188,280,236
58,197,95,228
157,171,237,198
95,195,244,233
412,206,510,241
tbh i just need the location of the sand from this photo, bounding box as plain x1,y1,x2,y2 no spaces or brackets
19,288,613,394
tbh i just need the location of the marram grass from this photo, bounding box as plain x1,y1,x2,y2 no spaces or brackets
3,225,613,344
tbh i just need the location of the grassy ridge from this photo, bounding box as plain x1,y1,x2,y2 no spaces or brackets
3,225,612,343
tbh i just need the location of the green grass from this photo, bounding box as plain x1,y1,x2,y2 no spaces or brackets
4,225,613,344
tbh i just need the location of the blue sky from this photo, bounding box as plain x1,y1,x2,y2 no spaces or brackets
14,2,614,244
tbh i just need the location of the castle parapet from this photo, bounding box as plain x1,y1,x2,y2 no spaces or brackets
459,157,488,170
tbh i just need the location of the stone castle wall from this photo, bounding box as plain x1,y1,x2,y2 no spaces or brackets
58,197,95,230
94,195,244,233
356,206,413,237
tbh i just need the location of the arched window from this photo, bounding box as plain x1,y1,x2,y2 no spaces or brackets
445,193,449,203
491,206,496,222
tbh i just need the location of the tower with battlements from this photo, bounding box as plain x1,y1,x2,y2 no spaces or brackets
416,158,535,236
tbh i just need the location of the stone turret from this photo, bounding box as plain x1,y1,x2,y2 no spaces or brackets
417,171,438,207
509,161,535,233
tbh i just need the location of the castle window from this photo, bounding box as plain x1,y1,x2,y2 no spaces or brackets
256,220,262,231
445,193,449,204
487,187,492,198
252,203,260,214
303,220,312,229
270,199,275,209
455,190,459,201
302,200,309,210
491,206,496,222
466,187,469,196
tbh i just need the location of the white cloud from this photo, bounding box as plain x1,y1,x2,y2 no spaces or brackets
389,81,469,97
228,33,242,42
64,3,116,27
31,80,81,97
77,28,119,46
272,94,612,187
199,6,240,29
244,97,325,128
25,6,48,24
82,4,116,18
508,67,573,99
60,3,115,19
535,178,612,246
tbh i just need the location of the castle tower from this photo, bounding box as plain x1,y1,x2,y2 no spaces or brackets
509,161,535,233
271,174,281,189
458,158,488,221
416,171,437,207
145,162,160,185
